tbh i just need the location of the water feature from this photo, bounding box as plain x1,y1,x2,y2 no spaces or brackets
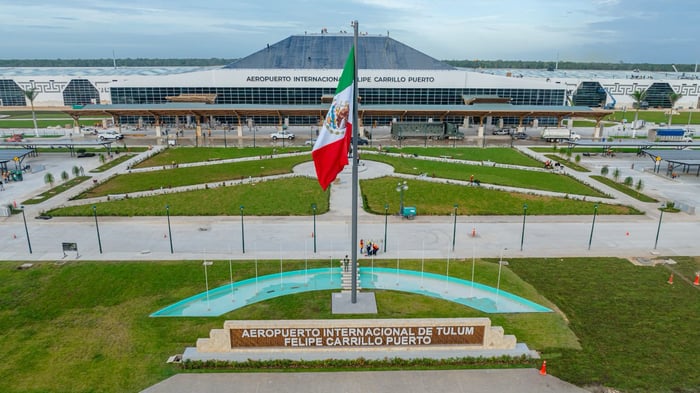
151,268,551,317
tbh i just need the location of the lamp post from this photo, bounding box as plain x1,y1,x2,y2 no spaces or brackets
20,206,32,254
166,204,173,254
383,203,389,252
396,181,408,216
452,204,458,251
203,261,213,310
240,205,245,254
520,203,528,251
496,247,507,305
93,205,102,254
311,203,317,253
224,124,228,148
588,203,598,250
654,206,665,250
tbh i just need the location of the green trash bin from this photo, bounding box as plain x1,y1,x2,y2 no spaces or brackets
402,206,416,220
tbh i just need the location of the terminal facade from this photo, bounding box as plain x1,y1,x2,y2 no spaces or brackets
1,33,699,127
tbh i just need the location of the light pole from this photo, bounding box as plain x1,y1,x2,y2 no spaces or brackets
224,124,228,148
20,206,32,254
452,204,458,251
240,205,245,254
396,181,408,216
93,205,102,254
166,204,173,254
203,261,213,310
383,203,388,252
520,203,528,251
654,205,665,250
588,203,598,250
311,203,317,253
496,247,507,305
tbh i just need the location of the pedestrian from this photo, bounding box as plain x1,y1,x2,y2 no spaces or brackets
344,255,349,272
366,242,372,255
372,242,379,255
359,239,364,255
0,180,4,191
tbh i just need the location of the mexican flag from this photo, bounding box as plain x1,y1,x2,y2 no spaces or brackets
312,46,355,190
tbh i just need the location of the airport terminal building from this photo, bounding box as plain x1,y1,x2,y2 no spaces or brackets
1,32,699,128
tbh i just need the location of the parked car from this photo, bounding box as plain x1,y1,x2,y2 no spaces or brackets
97,130,124,141
271,130,295,140
353,137,369,145
5,134,23,142
304,138,317,146
492,128,511,135
512,132,528,140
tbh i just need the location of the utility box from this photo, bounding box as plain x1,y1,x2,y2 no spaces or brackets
402,206,416,219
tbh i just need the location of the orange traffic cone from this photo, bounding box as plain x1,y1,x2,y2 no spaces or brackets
693,274,699,286
311,232,314,238
471,228,476,237
539,360,547,376
625,231,630,236
667,273,674,285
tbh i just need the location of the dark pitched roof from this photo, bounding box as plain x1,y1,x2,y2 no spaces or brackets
224,34,455,70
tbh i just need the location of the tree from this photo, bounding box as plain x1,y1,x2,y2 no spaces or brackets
61,170,69,182
601,165,609,176
575,154,581,164
44,172,55,187
667,92,683,126
72,165,81,177
624,176,633,186
635,179,644,196
612,168,621,182
630,90,647,138
23,88,40,137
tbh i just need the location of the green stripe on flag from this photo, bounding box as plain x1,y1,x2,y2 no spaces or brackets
336,46,355,94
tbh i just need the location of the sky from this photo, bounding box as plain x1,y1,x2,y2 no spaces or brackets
1,0,699,64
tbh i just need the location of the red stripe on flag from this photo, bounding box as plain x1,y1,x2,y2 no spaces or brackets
311,124,351,191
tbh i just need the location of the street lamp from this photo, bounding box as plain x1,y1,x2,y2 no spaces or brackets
520,203,528,251
93,205,102,254
20,205,32,254
496,247,507,305
203,261,213,310
383,203,389,252
240,205,245,254
311,203,317,253
654,205,665,250
224,124,228,148
166,204,173,254
588,203,598,250
396,181,408,216
452,204,458,251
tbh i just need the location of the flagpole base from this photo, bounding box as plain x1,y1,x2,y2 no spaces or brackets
331,292,377,314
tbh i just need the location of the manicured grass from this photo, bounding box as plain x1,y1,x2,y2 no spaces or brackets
48,177,329,216
134,147,311,168
89,154,135,173
361,177,639,215
0,257,575,393
590,175,659,202
21,176,91,205
607,110,700,125
73,155,311,199
0,119,98,128
381,147,544,167
543,154,590,172
507,256,700,392
365,154,609,197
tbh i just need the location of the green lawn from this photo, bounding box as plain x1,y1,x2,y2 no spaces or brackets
134,147,311,168
0,257,575,393
381,147,544,167
22,176,91,205
365,154,609,197
361,177,638,215
508,256,700,392
73,155,311,199
49,177,329,216
590,175,659,203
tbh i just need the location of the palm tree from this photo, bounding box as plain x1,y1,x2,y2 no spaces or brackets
44,172,55,187
629,90,647,139
23,88,40,137
667,92,683,126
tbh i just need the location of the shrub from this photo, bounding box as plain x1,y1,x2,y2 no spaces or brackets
601,165,609,176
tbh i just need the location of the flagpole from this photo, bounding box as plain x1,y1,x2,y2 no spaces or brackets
350,20,359,304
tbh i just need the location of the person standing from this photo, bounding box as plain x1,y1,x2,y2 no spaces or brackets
359,239,364,255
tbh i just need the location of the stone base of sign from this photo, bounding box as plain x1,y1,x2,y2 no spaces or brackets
186,318,537,362
331,292,377,314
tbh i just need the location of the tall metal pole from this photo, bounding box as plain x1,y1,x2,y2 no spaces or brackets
312,203,317,253
240,205,245,254
588,203,598,250
203,261,213,310
20,206,32,254
452,204,458,251
520,203,528,251
93,205,102,254
166,204,173,254
350,20,359,304
383,203,388,252
654,208,664,250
